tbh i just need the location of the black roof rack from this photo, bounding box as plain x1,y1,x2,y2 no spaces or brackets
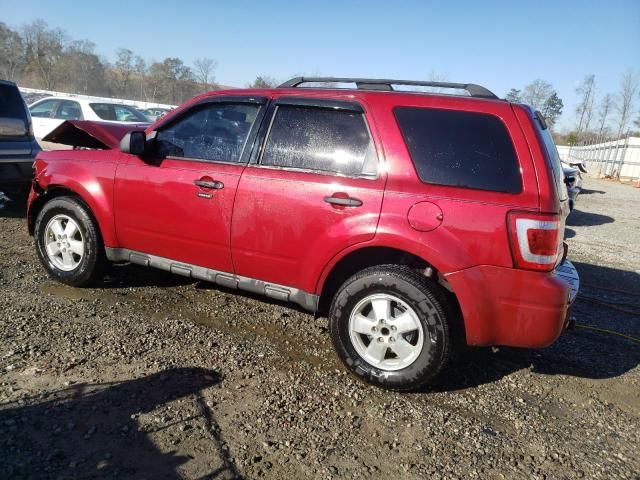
278,77,498,100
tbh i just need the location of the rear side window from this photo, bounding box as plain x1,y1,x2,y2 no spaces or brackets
536,119,568,201
260,106,378,177
394,107,522,193
0,84,27,119
90,103,148,122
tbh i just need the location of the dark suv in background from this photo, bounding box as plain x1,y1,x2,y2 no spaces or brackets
0,80,40,200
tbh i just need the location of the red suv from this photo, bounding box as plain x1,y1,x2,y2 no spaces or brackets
27,77,579,390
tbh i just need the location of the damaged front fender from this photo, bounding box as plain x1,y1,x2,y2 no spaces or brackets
42,120,149,150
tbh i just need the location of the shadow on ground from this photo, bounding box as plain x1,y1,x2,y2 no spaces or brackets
566,208,614,228
0,368,241,479
431,261,640,393
0,197,27,219
579,187,606,195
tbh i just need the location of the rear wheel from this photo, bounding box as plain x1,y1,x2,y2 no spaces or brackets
329,265,451,391
34,196,105,286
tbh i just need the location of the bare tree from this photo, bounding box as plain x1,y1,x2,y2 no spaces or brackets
597,94,615,138
575,74,596,136
0,22,25,81
22,20,66,90
615,70,639,138
522,79,554,111
133,56,147,100
193,57,217,92
249,75,278,88
113,48,135,97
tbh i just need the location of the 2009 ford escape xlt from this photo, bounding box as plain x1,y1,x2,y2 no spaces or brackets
27,77,579,391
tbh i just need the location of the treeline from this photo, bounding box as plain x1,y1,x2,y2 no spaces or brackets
561,72,639,145
0,20,223,105
506,72,640,143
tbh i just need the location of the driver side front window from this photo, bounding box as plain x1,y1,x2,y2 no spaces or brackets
155,103,260,163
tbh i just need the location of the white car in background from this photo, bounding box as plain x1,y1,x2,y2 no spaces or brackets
29,96,150,142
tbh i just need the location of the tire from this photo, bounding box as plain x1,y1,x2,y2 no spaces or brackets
329,265,451,391
34,196,106,286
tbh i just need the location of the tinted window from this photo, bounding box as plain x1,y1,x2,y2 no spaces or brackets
394,107,522,193
30,99,60,118
261,106,377,177
57,100,83,120
90,103,148,122
155,103,260,163
0,84,27,119
536,117,568,201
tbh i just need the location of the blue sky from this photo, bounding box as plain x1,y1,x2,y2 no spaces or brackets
2,0,639,130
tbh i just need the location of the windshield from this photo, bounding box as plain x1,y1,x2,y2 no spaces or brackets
90,103,148,122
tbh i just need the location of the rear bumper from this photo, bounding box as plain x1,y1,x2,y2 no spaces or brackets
445,261,579,348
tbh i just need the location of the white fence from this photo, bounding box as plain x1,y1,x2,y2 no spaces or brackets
558,137,640,182
19,87,177,110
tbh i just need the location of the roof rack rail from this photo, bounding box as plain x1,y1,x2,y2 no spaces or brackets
278,77,498,99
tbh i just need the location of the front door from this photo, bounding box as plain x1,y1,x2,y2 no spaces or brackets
114,97,266,273
231,98,386,294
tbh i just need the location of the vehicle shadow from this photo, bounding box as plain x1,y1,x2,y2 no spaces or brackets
0,367,242,479
103,263,195,289
431,261,640,393
579,188,606,195
566,208,614,227
0,197,27,219
564,227,576,239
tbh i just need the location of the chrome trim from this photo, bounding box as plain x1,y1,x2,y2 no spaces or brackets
105,247,318,312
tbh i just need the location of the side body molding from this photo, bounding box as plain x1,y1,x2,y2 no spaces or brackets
105,247,318,312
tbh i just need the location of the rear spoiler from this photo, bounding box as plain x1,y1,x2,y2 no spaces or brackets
42,120,149,150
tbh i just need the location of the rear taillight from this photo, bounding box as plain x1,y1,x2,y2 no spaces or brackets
508,211,563,272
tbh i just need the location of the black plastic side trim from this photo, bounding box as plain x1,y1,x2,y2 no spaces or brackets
104,247,319,312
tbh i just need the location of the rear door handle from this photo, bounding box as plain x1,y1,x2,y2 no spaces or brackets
194,179,224,189
324,195,363,207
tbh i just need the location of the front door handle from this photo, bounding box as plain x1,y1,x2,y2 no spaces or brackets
194,179,224,189
324,195,363,207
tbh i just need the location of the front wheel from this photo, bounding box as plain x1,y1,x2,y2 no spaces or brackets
329,265,452,391
34,196,105,286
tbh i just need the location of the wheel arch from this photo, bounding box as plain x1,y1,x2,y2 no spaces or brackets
28,185,113,247
318,245,467,348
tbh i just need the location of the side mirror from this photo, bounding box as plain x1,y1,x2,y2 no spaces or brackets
120,130,146,155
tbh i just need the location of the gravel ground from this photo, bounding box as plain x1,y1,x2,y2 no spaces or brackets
0,176,638,479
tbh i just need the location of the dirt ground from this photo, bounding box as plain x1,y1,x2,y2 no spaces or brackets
0,176,638,479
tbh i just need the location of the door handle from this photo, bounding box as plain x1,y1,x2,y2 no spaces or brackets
194,179,224,189
324,195,363,207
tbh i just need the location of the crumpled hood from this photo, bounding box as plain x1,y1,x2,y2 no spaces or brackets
42,120,150,149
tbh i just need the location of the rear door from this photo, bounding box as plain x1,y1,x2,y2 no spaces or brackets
231,97,385,293
114,96,266,273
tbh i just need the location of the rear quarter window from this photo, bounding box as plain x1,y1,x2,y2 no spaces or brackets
535,118,568,201
394,107,522,193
